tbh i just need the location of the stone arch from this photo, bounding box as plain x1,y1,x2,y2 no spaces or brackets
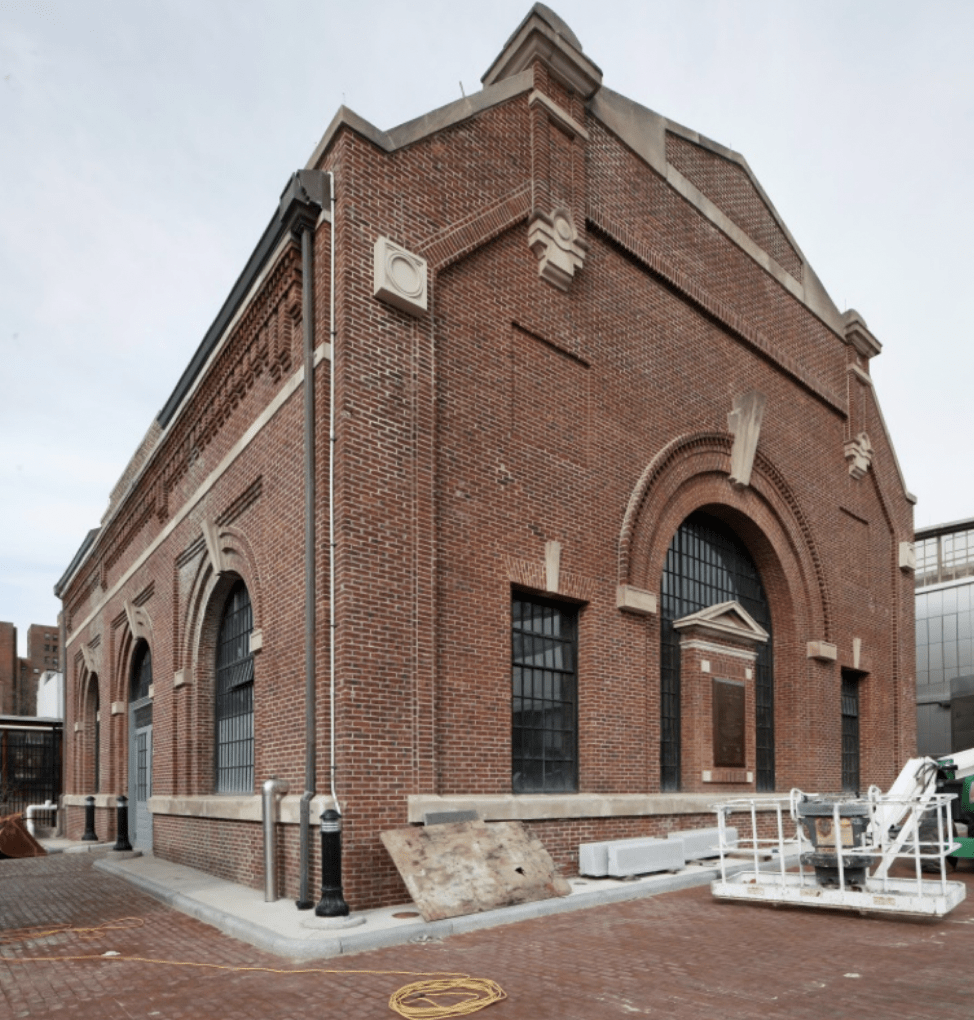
619,432,831,642
618,432,833,793
181,522,263,795
78,670,101,795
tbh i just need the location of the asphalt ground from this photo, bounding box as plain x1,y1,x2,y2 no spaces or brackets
4,851,974,1019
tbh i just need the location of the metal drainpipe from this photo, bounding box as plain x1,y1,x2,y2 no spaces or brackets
58,609,66,835
296,171,337,910
326,169,338,811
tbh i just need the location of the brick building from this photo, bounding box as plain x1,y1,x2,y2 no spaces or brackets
56,5,917,909
0,621,58,716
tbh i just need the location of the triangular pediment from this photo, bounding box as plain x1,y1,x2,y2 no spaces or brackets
672,600,769,645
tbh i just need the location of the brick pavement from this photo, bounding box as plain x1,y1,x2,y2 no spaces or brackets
3,852,974,1019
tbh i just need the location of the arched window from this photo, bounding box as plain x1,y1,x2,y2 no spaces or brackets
660,511,774,792
214,581,254,793
82,676,100,794
131,642,152,702
92,684,100,794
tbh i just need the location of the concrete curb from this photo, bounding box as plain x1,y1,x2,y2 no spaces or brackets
94,853,793,960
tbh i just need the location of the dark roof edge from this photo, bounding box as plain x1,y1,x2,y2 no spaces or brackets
54,528,100,598
157,211,281,428
58,171,329,603
157,170,329,429
916,517,974,541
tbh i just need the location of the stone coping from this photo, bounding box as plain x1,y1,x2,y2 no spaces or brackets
133,794,335,824
407,792,786,824
63,793,119,809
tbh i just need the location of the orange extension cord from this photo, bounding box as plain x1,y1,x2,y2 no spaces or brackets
0,918,507,1019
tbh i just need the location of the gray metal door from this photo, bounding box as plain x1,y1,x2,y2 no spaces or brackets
129,702,153,851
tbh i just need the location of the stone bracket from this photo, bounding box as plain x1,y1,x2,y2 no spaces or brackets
899,541,916,572
844,431,873,479
807,641,838,662
617,585,657,616
528,209,587,291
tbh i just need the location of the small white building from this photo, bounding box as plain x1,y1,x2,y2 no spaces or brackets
34,670,64,720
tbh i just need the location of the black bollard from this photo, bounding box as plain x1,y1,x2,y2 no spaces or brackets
81,795,98,841
113,795,133,852
314,809,350,917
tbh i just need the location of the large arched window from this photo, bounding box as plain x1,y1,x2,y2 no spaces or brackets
131,642,152,702
82,675,100,794
214,581,254,793
660,511,774,792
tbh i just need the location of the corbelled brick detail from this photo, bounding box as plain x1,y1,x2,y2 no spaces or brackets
59,10,914,912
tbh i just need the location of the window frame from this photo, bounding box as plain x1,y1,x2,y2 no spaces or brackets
213,580,255,794
511,591,579,795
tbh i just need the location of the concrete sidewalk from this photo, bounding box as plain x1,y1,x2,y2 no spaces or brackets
83,845,787,959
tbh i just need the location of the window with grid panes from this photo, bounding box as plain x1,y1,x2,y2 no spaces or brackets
512,594,578,793
660,511,774,792
214,582,254,793
841,669,862,793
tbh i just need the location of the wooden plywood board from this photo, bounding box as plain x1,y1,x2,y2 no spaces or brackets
380,819,571,922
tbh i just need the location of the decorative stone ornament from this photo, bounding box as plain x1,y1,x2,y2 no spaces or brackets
123,601,152,642
844,431,874,480
727,390,767,489
373,236,428,317
899,541,916,572
672,600,769,646
81,643,97,674
528,208,587,291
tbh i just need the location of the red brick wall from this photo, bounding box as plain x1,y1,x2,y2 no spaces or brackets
59,46,914,912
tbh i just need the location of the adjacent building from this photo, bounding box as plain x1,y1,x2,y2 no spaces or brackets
915,518,974,756
0,621,59,716
55,5,917,910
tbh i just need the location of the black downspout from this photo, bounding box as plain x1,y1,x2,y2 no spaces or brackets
279,170,327,910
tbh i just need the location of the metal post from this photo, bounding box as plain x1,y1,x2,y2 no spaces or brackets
113,795,133,852
82,794,98,841
262,777,290,902
315,808,349,917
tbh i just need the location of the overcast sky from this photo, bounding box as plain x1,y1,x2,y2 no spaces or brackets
1,0,971,653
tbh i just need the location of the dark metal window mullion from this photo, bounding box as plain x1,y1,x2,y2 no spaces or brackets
512,594,578,794
215,583,254,793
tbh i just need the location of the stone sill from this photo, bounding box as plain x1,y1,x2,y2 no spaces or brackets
63,794,117,809
146,794,335,825
407,793,785,824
